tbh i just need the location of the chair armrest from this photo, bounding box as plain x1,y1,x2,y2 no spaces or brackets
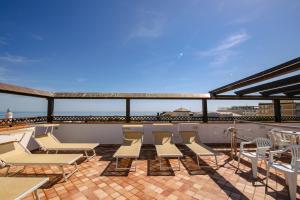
240,141,254,152
269,148,289,163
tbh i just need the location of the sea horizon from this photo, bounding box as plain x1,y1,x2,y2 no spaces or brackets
0,111,161,119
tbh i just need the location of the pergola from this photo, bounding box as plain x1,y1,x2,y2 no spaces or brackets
0,57,299,123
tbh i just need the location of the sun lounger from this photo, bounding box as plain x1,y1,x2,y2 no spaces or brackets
153,131,183,171
0,177,48,200
113,125,143,171
34,132,98,160
0,141,82,181
179,131,218,167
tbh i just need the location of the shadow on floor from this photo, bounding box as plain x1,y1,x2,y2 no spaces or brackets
7,172,63,189
143,149,175,176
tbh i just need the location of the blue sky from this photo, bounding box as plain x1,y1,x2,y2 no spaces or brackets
0,0,299,114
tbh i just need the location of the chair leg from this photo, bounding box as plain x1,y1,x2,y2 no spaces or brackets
60,166,67,182
287,173,297,200
196,154,200,168
115,157,119,170
251,159,258,179
266,165,270,187
159,157,162,171
215,155,218,166
177,157,180,171
237,153,241,171
34,190,40,200
251,159,257,178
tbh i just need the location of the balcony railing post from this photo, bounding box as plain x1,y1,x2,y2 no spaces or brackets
273,99,281,122
47,97,54,123
202,99,208,123
126,98,130,123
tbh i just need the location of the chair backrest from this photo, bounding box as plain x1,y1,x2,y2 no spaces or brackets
123,132,143,145
122,125,144,145
0,141,27,161
253,137,272,158
153,131,172,145
179,131,197,144
254,137,272,148
35,133,59,147
267,132,276,147
289,145,300,170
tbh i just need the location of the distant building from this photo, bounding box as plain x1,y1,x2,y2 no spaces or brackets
160,107,193,117
257,100,300,117
217,106,258,116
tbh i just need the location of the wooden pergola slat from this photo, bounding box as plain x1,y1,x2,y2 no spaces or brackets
0,82,53,98
210,57,300,95
234,74,300,96
53,92,211,99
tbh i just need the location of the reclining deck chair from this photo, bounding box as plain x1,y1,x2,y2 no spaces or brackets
113,125,143,171
179,131,218,167
34,124,98,160
0,177,48,200
153,131,183,171
0,140,82,181
34,133,98,160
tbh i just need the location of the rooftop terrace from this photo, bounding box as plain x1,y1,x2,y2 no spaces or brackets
0,145,295,200
0,58,300,200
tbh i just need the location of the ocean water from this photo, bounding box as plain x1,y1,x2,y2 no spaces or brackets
0,111,158,119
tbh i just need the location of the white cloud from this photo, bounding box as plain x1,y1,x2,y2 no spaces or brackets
0,53,39,64
128,11,166,40
198,32,250,65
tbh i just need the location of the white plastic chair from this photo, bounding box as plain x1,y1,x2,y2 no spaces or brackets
237,137,272,178
270,129,291,149
266,145,300,200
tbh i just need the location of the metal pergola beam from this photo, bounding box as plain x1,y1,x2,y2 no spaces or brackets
210,57,300,95
211,95,300,100
260,83,300,96
284,89,300,96
235,74,300,96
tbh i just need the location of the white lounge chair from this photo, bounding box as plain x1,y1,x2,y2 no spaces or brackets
237,137,272,178
0,177,48,200
179,131,218,167
266,145,300,200
153,131,183,171
113,125,143,171
0,140,82,181
34,132,98,160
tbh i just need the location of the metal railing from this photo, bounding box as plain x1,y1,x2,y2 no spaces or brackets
1,115,299,127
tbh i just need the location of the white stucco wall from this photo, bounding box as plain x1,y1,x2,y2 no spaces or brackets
1,123,299,151
52,122,300,144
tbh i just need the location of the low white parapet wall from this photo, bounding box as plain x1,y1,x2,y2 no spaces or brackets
52,122,300,145
1,122,299,151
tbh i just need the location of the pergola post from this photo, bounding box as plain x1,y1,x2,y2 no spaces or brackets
126,98,130,123
273,99,281,122
202,99,208,123
47,98,54,123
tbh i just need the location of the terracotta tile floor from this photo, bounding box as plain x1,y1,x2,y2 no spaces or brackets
1,145,297,200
